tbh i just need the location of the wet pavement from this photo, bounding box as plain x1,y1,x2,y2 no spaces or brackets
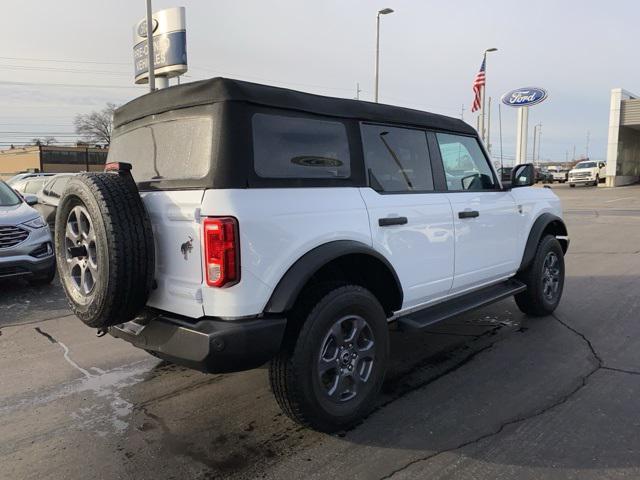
1,183,640,479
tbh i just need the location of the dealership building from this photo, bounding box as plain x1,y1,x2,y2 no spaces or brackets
606,88,640,186
0,145,108,179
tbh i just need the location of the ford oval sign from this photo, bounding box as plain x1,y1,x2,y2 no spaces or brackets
501,87,548,107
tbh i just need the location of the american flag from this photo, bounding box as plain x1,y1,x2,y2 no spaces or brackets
471,59,486,112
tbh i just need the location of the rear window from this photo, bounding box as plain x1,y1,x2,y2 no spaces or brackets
108,116,214,183
252,113,350,179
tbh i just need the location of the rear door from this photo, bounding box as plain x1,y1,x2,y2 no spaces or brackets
107,109,216,318
140,191,205,318
434,132,520,293
359,123,455,310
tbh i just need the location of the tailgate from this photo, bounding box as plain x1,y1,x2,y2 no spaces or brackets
141,190,205,318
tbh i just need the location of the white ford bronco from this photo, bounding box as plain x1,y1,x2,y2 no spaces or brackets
55,78,568,432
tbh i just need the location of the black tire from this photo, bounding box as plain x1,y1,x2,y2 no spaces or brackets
54,173,155,329
28,262,56,286
269,284,389,432
569,183,575,188
515,235,565,316
594,175,599,186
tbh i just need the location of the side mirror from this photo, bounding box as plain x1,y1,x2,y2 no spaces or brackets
24,194,39,206
510,163,535,188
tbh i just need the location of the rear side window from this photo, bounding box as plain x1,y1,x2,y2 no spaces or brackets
361,124,434,192
252,113,350,179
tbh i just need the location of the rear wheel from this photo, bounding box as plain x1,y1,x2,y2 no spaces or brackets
269,284,389,432
569,183,575,188
515,235,565,316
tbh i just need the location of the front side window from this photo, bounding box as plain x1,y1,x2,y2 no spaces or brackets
437,133,496,191
25,179,45,194
252,113,350,179
361,124,433,193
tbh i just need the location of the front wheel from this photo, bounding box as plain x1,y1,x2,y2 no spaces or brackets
569,183,575,188
269,284,389,432
515,235,565,316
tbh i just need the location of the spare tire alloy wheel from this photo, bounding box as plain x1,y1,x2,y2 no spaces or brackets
64,205,98,297
55,173,155,329
318,315,376,403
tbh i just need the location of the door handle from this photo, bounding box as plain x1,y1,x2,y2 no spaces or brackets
378,216,408,227
458,210,479,219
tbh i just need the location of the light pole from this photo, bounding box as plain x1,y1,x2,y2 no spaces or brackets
479,47,497,145
374,8,394,103
145,0,155,92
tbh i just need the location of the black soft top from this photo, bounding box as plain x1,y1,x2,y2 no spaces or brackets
113,77,475,135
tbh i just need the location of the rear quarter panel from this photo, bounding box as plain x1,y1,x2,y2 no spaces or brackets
199,188,372,318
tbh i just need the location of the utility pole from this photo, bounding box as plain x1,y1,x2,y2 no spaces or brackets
572,144,576,161
498,102,504,171
145,0,155,92
586,130,590,159
355,82,362,100
460,104,465,121
487,97,492,154
532,124,538,165
536,123,542,163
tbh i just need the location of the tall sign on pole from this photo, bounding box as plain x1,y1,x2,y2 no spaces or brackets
134,6,188,90
501,87,548,164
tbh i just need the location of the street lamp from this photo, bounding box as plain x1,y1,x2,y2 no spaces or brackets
374,8,394,103
479,47,497,145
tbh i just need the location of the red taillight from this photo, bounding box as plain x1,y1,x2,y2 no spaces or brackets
203,217,240,288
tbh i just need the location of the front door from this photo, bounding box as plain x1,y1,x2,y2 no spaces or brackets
435,132,520,293
359,123,455,310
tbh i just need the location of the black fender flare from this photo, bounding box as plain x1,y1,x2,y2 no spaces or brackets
519,213,568,271
264,240,402,313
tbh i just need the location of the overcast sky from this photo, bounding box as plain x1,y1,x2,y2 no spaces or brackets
1,0,639,164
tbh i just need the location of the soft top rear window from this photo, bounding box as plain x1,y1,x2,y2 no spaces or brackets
108,106,215,185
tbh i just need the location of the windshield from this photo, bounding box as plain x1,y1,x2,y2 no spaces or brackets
575,162,596,169
0,181,21,207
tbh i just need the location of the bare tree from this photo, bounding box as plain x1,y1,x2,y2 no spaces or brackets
74,103,117,146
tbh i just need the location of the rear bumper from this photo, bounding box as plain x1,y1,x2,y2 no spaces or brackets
109,310,287,374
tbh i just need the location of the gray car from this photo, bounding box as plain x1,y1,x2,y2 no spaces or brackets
0,181,56,284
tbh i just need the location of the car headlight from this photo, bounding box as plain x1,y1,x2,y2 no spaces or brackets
22,216,47,229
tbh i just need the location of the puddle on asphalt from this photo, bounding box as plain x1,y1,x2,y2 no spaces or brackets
1,327,160,436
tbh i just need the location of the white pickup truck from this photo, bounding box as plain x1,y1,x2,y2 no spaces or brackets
568,160,606,187
53,78,569,432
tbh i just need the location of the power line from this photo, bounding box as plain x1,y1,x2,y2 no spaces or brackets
0,55,130,66
0,64,131,76
0,80,141,90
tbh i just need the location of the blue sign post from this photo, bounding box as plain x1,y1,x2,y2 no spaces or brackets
501,87,548,164
133,7,187,88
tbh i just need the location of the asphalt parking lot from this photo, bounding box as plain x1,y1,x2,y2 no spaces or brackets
2,182,640,480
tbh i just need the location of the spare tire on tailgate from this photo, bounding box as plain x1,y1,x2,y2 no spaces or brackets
54,167,155,329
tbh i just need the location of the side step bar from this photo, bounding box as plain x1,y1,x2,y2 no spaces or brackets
397,279,527,331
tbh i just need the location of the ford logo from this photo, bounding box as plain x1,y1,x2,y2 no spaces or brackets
501,87,548,107
137,18,159,38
